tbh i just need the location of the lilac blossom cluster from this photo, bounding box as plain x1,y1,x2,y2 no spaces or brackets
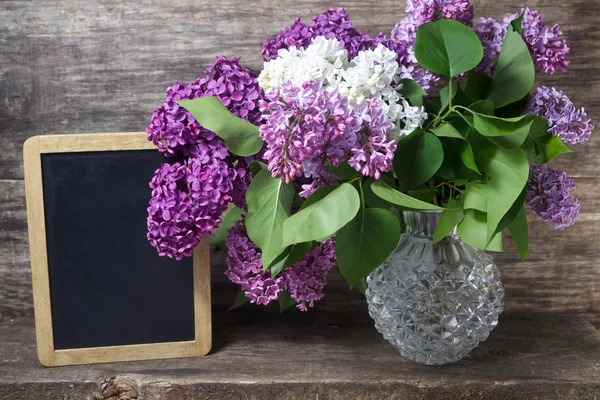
526,164,580,230
225,220,336,310
261,8,437,90
147,158,250,259
349,99,396,180
259,80,399,193
146,56,264,157
525,87,594,145
146,56,260,259
259,80,361,185
391,0,474,47
475,8,570,74
390,0,473,89
474,17,506,73
262,8,383,62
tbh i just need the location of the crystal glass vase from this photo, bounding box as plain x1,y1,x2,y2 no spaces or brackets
365,210,504,365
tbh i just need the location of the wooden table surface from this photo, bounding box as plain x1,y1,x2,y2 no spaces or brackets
0,255,599,399
1,288,600,399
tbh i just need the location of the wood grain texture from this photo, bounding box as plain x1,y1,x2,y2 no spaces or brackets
0,0,598,179
0,309,599,399
0,0,598,329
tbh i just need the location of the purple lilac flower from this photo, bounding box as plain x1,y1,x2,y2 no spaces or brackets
146,56,264,157
525,87,594,145
506,8,570,74
307,8,378,59
475,9,570,75
225,220,336,310
298,172,336,198
147,163,201,259
225,220,284,305
147,152,250,259
474,17,506,73
262,8,405,62
391,0,474,54
389,0,472,90
262,17,311,61
397,64,438,92
259,80,361,183
526,164,580,230
348,99,396,180
280,239,336,311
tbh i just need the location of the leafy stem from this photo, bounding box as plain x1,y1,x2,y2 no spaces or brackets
436,181,465,194
358,179,365,209
448,78,454,110
425,106,456,131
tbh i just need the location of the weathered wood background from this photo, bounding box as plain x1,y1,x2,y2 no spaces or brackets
0,0,599,330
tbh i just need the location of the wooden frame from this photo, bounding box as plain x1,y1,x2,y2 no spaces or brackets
23,133,211,367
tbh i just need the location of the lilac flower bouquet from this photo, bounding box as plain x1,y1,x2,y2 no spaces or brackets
145,2,594,312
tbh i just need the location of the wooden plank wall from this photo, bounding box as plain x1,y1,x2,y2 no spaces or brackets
1,0,598,327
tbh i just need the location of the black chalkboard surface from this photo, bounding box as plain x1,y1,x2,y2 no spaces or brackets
24,133,211,366
42,150,194,349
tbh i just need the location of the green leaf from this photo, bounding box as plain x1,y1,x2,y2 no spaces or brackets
471,113,528,136
282,183,360,246
299,185,340,211
508,207,529,261
336,208,401,288
440,80,458,113
227,290,250,311
414,19,484,77
325,164,360,180
522,117,573,163
353,278,367,295
465,71,492,102
449,116,493,157
453,84,472,108
177,97,262,156
408,187,437,203
433,198,464,243
278,291,297,313
245,171,295,270
268,246,292,276
398,79,426,106
430,123,480,174
284,241,316,268
393,129,444,191
210,206,244,249
471,112,533,150
511,13,525,35
363,177,394,209
371,180,443,211
494,95,530,118
486,21,535,109
248,160,267,177
463,182,487,212
495,187,527,235
468,100,494,116
483,147,529,243
457,209,504,252
293,193,305,209
423,97,441,115
436,142,481,181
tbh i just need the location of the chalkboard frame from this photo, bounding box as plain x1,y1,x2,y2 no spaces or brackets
23,133,211,367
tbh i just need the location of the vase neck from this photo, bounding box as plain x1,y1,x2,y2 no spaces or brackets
403,210,445,237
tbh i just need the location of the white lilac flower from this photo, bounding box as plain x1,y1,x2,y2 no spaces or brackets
333,45,427,139
337,43,399,105
258,37,348,93
259,36,428,144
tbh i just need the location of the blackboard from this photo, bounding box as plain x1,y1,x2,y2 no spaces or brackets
24,133,211,366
